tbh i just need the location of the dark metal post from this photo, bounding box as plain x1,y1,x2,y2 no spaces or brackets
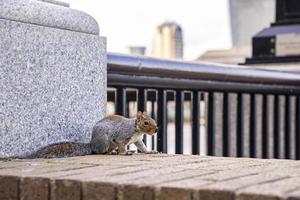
274,95,280,159
126,100,130,118
285,95,291,159
151,100,156,150
237,93,244,157
296,96,300,160
249,94,256,158
116,87,126,116
138,88,147,112
207,92,215,156
192,91,200,155
222,93,230,157
157,89,167,153
262,95,269,159
138,88,148,145
175,90,184,154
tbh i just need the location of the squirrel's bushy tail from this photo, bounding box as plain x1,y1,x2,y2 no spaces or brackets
0,142,92,160
27,142,92,159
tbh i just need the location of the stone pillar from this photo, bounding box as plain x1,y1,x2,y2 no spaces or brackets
0,0,107,158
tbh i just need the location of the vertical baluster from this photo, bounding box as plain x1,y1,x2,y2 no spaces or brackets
262,95,269,159
107,89,115,102
249,94,256,158
175,90,184,154
296,96,300,160
138,88,148,145
192,91,200,155
107,89,116,114
138,88,147,112
207,92,215,156
116,87,126,116
151,99,156,150
126,99,130,118
222,93,229,157
285,95,291,159
274,95,280,159
157,89,167,153
237,93,244,157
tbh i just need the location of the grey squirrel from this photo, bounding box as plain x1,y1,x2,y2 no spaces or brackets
13,111,158,159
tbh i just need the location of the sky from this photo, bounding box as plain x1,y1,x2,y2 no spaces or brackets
64,0,232,60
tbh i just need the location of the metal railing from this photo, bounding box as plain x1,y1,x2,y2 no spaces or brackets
107,53,300,159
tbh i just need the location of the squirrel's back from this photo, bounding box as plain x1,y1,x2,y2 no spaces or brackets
91,114,137,154
92,115,136,137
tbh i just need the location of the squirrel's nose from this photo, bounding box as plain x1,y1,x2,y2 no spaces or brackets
155,127,158,132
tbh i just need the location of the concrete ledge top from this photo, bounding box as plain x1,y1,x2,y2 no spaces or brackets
1,155,300,200
0,0,99,35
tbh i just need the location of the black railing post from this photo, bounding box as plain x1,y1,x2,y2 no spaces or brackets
296,96,300,160
222,93,230,157
285,95,291,159
249,94,256,158
138,88,148,145
274,95,280,159
262,95,269,159
192,91,200,155
116,87,126,116
138,88,147,112
157,89,167,153
207,92,215,156
126,99,130,118
175,90,184,154
237,93,244,157
151,99,156,151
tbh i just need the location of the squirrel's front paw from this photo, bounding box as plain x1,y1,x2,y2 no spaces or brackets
146,150,159,154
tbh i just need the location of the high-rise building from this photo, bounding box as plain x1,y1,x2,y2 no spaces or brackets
150,22,183,59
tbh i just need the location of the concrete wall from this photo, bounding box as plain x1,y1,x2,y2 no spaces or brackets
0,0,107,158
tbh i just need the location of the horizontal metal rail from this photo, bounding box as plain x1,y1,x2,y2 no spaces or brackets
108,53,300,95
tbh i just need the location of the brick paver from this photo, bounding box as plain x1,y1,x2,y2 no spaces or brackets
0,155,299,200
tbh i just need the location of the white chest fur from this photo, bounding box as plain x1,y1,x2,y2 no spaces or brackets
129,132,144,144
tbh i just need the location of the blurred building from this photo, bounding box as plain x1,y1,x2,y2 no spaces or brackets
230,0,275,47
150,22,184,59
199,47,251,65
198,0,275,64
127,46,146,56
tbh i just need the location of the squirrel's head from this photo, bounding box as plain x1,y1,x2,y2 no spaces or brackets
136,111,158,135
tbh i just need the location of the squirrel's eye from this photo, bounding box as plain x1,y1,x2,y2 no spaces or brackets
144,121,149,126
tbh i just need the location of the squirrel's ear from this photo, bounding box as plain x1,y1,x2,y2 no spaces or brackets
142,112,147,116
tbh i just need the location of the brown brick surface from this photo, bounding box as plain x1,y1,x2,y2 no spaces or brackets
51,179,81,200
237,177,300,200
82,181,117,200
120,184,156,200
20,177,49,200
0,176,19,200
198,189,235,200
237,194,281,200
159,187,192,200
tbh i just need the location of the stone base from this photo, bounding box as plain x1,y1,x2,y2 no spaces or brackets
245,25,300,65
0,18,106,158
